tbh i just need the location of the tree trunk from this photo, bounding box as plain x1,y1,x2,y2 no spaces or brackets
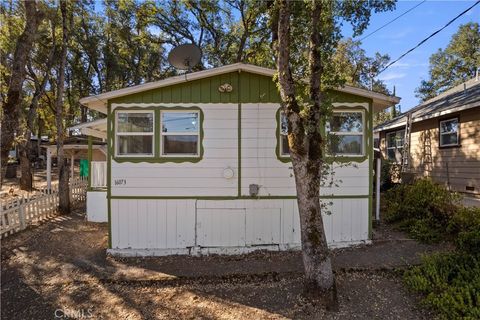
275,0,337,309
1,0,43,185
56,0,70,214
18,134,33,191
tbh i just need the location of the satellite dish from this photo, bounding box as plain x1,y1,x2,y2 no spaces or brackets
168,44,201,71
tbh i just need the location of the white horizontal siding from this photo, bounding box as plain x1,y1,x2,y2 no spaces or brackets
240,103,369,197
111,104,238,197
110,198,369,253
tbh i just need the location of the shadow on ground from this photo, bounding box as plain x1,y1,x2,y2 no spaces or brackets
1,211,442,319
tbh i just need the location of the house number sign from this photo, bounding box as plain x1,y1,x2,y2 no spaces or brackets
114,179,127,186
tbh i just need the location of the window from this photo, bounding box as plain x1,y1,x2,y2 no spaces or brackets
116,111,154,156
386,130,405,162
327,111,364,156
439,118,459,147
161,111,200,156
279,111,290,156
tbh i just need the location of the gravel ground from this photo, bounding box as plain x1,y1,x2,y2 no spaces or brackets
1,210,441,320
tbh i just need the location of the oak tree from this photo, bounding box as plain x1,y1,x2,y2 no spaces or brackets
272,0,395,307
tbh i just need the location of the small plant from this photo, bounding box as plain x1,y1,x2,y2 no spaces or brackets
404,253,480,319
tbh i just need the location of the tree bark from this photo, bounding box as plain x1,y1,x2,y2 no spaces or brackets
56,0,70,214
1,0,43,185
276,0,337,309
19,48,56,191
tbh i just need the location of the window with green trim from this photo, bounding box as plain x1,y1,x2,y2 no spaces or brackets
279,111,290,156
116,111,154,157
161,111,200,156
327,110,364,156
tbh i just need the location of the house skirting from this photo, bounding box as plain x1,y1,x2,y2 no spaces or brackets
107,240,371,257
108,198,370,256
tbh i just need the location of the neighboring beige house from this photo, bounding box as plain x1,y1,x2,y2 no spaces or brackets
375,78,480,197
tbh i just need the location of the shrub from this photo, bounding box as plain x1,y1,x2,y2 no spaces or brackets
404,253,480,319
448,206,480,254
379,160,400,191
383,178,461,241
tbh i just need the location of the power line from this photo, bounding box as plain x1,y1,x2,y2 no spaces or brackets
358,0,427,42
377,0,480,76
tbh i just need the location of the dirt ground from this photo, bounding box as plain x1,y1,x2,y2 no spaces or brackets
1,210,447,320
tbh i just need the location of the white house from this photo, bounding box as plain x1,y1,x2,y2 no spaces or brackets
75,63,399,256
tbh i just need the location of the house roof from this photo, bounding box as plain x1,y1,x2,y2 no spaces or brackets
375,78,480,132
68,118,107,139
79,63,400,114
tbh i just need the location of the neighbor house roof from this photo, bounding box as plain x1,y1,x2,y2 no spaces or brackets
69,118,107,139
79,63,400,114
375,78,480,132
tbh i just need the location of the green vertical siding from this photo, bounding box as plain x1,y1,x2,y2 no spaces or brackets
109,71,281,105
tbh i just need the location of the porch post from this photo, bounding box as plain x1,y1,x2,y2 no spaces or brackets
70,152,74,180
88,136,92,189
46,148,52,192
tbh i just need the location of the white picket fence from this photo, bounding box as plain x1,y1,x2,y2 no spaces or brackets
0,178,88,238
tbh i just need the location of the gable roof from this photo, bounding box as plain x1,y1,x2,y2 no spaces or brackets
79,63,399,114
375,78,480,132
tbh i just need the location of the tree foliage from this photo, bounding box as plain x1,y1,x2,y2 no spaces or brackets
416,22,480,101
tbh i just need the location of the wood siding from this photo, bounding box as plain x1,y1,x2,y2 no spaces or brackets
379,106,480,195
111,104,238,197
105,70,375,254
110,198,369,252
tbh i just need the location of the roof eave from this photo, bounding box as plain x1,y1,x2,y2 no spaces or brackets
80,63,400,112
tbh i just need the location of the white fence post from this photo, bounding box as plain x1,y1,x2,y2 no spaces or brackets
19,202,26,230
1,178,87,238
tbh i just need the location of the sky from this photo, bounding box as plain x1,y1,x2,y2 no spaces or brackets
342,0,479,112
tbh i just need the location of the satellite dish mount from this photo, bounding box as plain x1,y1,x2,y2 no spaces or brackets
168,44,202,73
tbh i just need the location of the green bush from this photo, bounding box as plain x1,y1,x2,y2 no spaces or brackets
448,207,480,254
379,160,400,191
384,178,461,242
404,253,480,319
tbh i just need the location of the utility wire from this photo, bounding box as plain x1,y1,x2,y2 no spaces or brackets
358,0,427,42
377,0,480,76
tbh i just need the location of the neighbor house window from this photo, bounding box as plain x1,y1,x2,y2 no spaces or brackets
386,130,405,162
279,111,290,156
116,111,154,156
439,118,459,147
161,111,200,156
327,110,364,156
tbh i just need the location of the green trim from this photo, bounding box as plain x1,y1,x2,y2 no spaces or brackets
111,105,204,163
87,189,107,192
87,136,92,191
108,194,370,200
368,102,374,239
107,104,112,248
325,106,370,164
237,104,242,197
275,107,291,163
274,105,371,164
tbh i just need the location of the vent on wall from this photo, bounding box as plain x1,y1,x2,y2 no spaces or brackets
466,186,475,192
